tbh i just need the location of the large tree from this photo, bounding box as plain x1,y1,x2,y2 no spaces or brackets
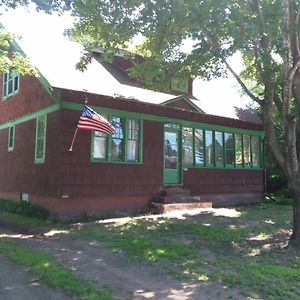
3,1,300,245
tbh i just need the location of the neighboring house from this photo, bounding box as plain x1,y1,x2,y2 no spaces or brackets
0,32,265,217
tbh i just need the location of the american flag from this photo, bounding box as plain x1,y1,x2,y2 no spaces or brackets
77,105,115,134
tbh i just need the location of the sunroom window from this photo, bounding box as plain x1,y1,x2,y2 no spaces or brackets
195,129,204,165
215,131,224,166
243,135,251,166
205,130,214,166
235,134,243,167
251,136,261,167
3,69,20,99
224,133,234,165
182,127,193,165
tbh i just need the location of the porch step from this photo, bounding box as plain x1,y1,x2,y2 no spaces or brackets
151,202,213,214
151,186,212,214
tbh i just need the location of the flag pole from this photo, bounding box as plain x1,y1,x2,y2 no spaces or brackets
69,128,78,152
69,91,88,152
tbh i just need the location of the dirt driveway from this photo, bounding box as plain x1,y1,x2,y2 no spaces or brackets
0,206,293,300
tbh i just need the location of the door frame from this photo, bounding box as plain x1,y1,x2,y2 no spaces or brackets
163,124,182,185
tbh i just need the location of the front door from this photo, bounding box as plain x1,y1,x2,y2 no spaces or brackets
164,129,181,184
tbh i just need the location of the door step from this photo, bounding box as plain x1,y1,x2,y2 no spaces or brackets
151,202,212,214
150,186,212,214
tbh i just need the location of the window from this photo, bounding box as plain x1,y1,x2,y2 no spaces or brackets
3,69,20,99
93,131,107,159
8,126,15,151
92,116,142,163
127,119,140,161
224,133,234,165
243,135,251,167
235,134,243,167
205,130,214,166
35,115,47,163
251,136,261,167
182,127,193,165
111,117,124,160
195,129,204,165
215,131,224,166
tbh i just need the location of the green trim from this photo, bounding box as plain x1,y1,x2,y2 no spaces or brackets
186,165,263,171
90,117,143,164
61,101,264,137
161,95,204,113
0,103,59,130
7,126,15,152
34,115,47,164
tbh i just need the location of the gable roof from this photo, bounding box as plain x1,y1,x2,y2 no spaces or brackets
1,22,204,113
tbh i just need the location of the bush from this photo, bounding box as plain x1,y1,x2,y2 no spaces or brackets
0,199,50,220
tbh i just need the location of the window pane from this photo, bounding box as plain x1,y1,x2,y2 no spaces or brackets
195,129,204,164
235,134,243,166
205,130,214,165
8,126,14,150
251,136,260,167
215,131,224,165
224,133,234,165
127,119,139,161
8,78,13,95
35,115,46,161
182,127,193,165
165,132,178,169
14,75,19,92
243,135,251,166
93,131,107,159
111,117,124,160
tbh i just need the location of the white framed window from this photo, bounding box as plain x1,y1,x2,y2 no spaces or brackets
3,69,20,99
8,126,15,151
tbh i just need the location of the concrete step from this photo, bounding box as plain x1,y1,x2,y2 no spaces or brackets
151,202,213,214
164,195,202,203
159,186,191,197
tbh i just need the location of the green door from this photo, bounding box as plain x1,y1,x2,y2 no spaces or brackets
164,130,181,184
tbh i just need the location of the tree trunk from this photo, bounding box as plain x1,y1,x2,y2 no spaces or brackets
289,185,300,246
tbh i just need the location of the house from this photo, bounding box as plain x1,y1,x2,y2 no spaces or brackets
0,29,265,217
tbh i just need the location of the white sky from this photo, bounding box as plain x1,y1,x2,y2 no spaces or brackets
0,6,252,118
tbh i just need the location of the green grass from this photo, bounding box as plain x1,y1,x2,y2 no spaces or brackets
0,212,52,227
73,203,300,299
0,239,115,300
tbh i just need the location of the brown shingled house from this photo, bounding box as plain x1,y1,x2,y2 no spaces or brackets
0,33,265,217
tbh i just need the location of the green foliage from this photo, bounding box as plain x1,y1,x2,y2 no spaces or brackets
0,199,50,220
0,240,115,300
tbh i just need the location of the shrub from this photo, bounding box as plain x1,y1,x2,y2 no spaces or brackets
0,199,50,220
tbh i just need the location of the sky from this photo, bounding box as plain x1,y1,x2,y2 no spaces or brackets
0,6,252,118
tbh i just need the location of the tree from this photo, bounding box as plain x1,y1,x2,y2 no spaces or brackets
0,0,71,74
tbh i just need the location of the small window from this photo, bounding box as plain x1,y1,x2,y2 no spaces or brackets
251,136,261,167
182,127,193,165
195,129,204,165
224,133,234,166
93,131,107,159
127,119,140,161
243,135,251,167
3,70,20,99
8,126,15,151
111,117,124,160
235,134,243,167
35,115,47,163
215,131,224,166
205,130,214,166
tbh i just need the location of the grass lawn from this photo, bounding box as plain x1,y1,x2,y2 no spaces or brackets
72,203,300,300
